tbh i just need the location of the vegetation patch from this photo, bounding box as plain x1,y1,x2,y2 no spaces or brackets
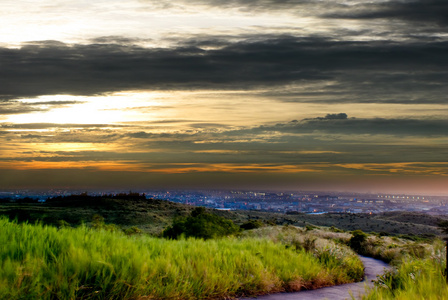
241,225,364,284
162,207,240,240
343,229,436,265
364,240,448,299
1,196,444,237
0,218,363,300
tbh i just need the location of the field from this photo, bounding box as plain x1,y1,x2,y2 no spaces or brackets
0,217,363,300
1,196,447,299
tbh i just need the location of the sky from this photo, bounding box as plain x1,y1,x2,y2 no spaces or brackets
1,0,447,195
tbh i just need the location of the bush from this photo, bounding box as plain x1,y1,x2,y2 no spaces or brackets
91,214,119,232
57,220,71,228
162,207,240,239
305,224,317,231
330,226,344,233
349,230,368,253
240,220,265,230
123,226,142,236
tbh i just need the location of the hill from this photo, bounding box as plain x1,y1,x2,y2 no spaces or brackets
0,195,444,237
0,195,195,234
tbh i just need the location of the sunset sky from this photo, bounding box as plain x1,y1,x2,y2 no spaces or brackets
1,0,447,195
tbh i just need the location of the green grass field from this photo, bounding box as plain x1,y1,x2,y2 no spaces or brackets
2,196,446,300
0,218,363,299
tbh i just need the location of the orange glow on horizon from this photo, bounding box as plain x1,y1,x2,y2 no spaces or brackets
0,161,322,174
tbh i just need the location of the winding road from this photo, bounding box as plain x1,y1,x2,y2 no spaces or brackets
240,256,390,300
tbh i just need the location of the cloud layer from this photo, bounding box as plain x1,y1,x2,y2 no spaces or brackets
1,38,447,104
1,0,447,194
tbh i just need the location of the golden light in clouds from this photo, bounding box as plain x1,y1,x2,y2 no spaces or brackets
6,93,164,125
5,91,447,129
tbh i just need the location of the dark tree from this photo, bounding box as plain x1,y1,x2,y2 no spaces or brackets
349,230,368,254
162,207,240,240
240,220,264,230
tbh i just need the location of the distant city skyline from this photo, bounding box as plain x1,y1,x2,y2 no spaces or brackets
1,1,447,195
2,188,447,216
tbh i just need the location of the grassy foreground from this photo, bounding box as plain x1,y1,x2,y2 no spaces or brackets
363,239,448,299
242,224,448,300
365,257,448,300
0,218,363,299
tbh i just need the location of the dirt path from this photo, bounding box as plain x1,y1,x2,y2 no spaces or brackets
239,256,391,300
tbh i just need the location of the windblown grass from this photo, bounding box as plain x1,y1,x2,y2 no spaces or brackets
354,233,434,264
0,218,362,299
364,239,448,299
241,225,364,284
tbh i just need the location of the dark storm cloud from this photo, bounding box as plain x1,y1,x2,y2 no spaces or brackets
90,36,152,45
245,115,448,137
187,0,319,11
323,0,448,26
314,113,347,120
121,115,447,144
180,0,448,27
1,38,447,103
22,101,83,106
147,0,317,10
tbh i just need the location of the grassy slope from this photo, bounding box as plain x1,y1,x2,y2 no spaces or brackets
0,218,363,300
363,239,448,299
0,197,444,236
266,212,443,236
0,198,194,235
3,195,446,299
373,211,445,226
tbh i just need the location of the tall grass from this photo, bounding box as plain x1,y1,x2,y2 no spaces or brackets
241,225,364,284
364,258,448,299
364,239,448,299
353,233,434,265
0,218,362,299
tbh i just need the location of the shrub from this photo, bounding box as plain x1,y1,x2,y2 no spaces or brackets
305,224,317,231
303,236,317,252
91,214,119,232
349,230,368,253
123,226,142,236
162,207,240,239
57,220,71,228
240,220,265,230
330,226,344,233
